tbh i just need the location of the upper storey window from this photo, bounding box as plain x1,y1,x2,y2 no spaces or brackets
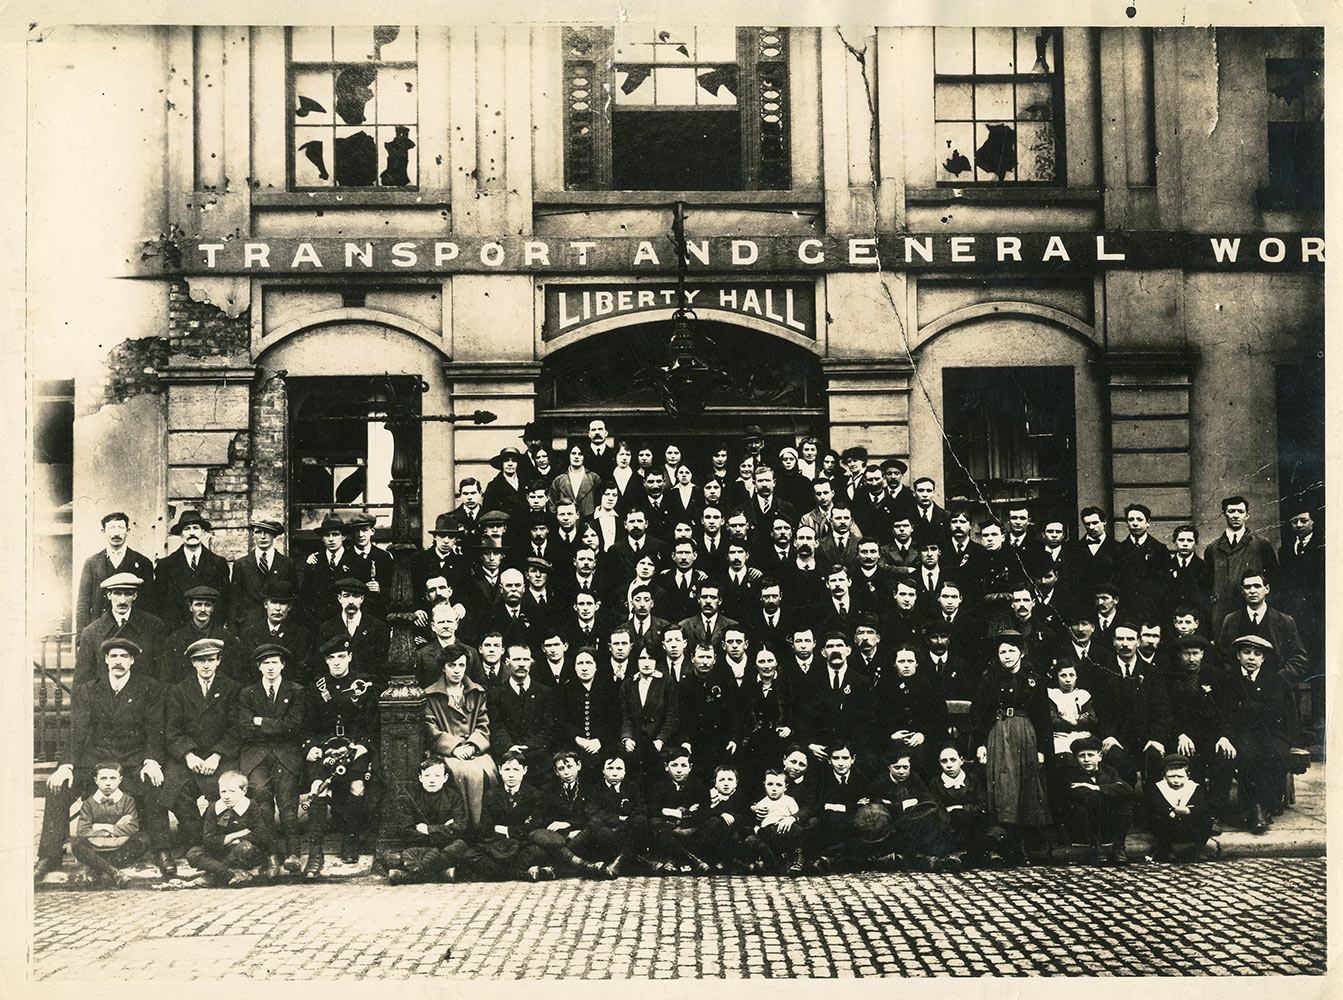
563,25,791,191
288,26,419,189
933,27,1064,184
1264,28,1323,209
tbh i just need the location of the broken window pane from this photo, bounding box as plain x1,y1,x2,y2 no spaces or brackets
616,67,655,104
696,66,739,105
936,122,976,182
653,27,695,62
655,66,697,104
1017,81,1053,120
1017,29,1056,75
288,26,419,189
1016,121,1057,182
974,122,1017,181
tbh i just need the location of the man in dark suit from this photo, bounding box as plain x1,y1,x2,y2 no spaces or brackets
302,513,372,628
719,541,762,621
677,580,740,654
581,418,617,482
619,651,680,789
74,572,168,687
624,585,671,646
230,518,299,632
799,631,872,760
1215,635,1301,834
943,510,985,605
161,586,246,687
1095,621,1173,788
489,644,557,777
878,516,921,583
657,539,707,622
816,564,873,638
738,466,797,543
1166,525,1212,624
1069,506,1118,600
852,465,899,543
316,578,391,687
76,511,157,631
818,502,863,569
1214,571,1309,683
410,514,466,612
910,477,951,548
1276,505,1324,737
1114,503,1172,619
239,581,311,684
161,637,241,854
345,513,394,621
154,509,232,631
750,578,795,656
237,643,308,872
34,636,176,883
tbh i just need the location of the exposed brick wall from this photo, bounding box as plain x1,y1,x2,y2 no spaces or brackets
249,372,289,538
78,336,171,416
167,280,251,360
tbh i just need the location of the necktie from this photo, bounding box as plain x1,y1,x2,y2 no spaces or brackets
1297,540,1305,555
201,681,211,699
831,668,840,690
268,683,278,703
329,553,337,570
189,554,198,572
925,572,934,590
838,601,847,615
261,553,271,574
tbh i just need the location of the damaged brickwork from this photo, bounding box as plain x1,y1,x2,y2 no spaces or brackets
167,280,250,360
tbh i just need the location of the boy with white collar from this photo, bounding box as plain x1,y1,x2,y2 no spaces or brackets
70,761,148,888
184,770,277,886
1147,754,1214,862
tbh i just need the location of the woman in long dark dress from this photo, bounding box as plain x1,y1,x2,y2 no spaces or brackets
970,630,1051,863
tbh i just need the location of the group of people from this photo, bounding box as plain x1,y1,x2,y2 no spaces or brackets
39,418,1321,888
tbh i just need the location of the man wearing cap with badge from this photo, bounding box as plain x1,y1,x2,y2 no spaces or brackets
316,578,391,689
240,580,313,684
162,585,245,687
479,509,512,552
75,572,168,687
300,513,371,628
1213,634,1301,835
300,635,380,876
413,512,467,602
154,509,232,631
76,511,157,631
237,643,307,874
162,637,241,856
460,537,508,623
231,517,298,632
35,635,177,883
483,446,528,522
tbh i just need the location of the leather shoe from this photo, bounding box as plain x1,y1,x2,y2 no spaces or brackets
1250,804,1270,835
155,850,178,879
227,870,252,888
283,853,302,872
263,856,283,880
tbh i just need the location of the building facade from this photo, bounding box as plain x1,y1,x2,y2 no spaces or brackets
29,23,1324,636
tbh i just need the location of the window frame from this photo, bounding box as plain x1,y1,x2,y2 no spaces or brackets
285,26,421,192
932,26,1067,186
1260,28,1324,210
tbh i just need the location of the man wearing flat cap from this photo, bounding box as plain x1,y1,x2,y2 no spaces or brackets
316,577,391,688
162,585,245,687
482,446,528,523
345,513,394,621
154,509,232,631
231,517,299,632
35,636,177,883
76,511,157,632
1163,633,1234,831
236,643,307,873
162,637,241,856
300,513,371,628
240,580,313,684
1214,570,1308,684
1213,635,1301,835
74,572,168,687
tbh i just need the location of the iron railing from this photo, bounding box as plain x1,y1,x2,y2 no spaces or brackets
34,632,75,766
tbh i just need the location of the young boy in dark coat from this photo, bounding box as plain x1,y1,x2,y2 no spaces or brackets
70,762,148,888
468,750,552,881
382,756,470,884
1146,754,1215,862
1056,735,1139,864
184,770,278,886
926,745,992,868
644,746,703,872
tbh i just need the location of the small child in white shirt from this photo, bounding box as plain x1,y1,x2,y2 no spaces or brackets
745,769,802,873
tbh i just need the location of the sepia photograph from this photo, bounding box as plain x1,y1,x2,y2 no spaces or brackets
17,0,1331,985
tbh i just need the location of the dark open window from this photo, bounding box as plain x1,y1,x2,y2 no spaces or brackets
287,26,419,189
933,27,1064,184
1261,28,1323,209
563,26,790,191
288,376,421,540
942,367,1076,530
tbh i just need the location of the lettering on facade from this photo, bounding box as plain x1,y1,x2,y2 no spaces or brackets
171,233,1324,276
542,282,817,340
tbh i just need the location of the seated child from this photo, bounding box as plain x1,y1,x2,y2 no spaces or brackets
926,746,991,867
1057,735,1139,864
865,750,943,868
383,756,469,884
579,753,649,878
674,765,751,873
184,770,277,886
645,746,703,873
70,761,149,888
531,750,606,877
809,743,866,869
1146,754,1214,862
468,750,551,882
744,769,801,873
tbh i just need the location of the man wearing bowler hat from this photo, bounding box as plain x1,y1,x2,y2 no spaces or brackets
75,572,168,687
240,580,313,684
162,637,241,855
484,446,529,522
300,512,371,627
76,511,157,631
741,425,766,464
35,636,177,883
237,642,307,874
412,512,466,597
155,509,232,630
231,517,298,631
162,585,245,687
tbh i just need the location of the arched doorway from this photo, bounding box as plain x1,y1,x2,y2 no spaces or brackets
536,319,826,470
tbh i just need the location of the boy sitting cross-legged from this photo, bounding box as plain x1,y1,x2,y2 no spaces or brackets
382,756,470,884
184,769,277,887
69,761,149,889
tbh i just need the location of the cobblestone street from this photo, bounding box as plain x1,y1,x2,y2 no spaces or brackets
31,858,1325,979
